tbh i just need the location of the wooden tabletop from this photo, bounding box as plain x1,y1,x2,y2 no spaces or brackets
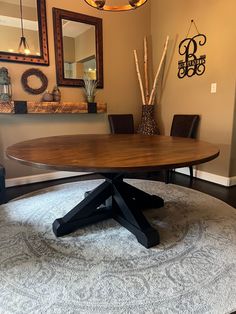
6,134,219,173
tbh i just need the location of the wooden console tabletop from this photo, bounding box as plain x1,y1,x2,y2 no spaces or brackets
0,101,107,114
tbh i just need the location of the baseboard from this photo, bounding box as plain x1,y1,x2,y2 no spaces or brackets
229,176,236,187
6,171,88,188
6,169,236,188
175,167,235,187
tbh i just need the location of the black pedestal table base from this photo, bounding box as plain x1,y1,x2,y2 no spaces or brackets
53,174,164,248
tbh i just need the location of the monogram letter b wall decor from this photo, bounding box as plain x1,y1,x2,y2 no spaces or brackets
178,20,207,79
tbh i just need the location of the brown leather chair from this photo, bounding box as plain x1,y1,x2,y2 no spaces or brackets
108,114,134,134
165,114,200,183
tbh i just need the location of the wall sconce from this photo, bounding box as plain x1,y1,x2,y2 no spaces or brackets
84,0,148,12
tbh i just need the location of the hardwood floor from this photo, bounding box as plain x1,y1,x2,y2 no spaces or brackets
5,172,236,208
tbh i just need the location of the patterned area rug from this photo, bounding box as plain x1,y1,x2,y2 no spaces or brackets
0,179,236,314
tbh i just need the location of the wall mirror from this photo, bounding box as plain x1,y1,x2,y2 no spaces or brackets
0,0,49,65
53,8,103,88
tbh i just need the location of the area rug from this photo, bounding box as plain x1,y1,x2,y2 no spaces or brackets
0,179,236,314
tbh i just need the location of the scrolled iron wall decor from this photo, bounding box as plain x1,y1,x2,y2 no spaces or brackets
178,20,207,79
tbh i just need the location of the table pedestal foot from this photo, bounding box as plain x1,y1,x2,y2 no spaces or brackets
114,214,160,248
52,175,164,248
53,209,112,237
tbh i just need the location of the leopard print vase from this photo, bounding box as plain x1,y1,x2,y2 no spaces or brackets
137,105,159,135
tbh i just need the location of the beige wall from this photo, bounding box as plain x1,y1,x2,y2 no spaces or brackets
230,84,236,176
75,27,95,62
1,0,235,181
0,1,37,21
63,36,75,63
0,0,151,179
151,0,236,177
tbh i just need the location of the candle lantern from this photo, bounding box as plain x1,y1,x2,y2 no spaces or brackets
0,67,12,102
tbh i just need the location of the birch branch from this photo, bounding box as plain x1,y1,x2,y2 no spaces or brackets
148,36,169,105
144,36,149,104
133,49,146,105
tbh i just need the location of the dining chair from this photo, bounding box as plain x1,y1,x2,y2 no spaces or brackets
108,114,135,134
0,165,6,204
165,114,200,183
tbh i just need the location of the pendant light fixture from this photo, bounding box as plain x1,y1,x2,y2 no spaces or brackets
18,0,31,55
84,0,148,12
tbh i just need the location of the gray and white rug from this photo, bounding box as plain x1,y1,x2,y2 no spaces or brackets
0,179,236,314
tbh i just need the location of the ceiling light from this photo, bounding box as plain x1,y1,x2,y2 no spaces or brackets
84,0,148,12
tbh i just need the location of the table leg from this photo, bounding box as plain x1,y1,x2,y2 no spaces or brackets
52,175,164,248
53,180,113,236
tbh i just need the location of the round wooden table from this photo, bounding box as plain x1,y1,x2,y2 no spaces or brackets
7,134,219,248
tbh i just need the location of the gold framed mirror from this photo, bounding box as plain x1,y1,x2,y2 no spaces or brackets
0,0,49,65
53,8,103,88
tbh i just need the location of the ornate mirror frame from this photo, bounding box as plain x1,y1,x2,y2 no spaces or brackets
0,0,49,66
53,8,103,88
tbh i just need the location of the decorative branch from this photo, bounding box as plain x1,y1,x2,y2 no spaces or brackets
148,36,169,105
144,36,149,104
133,49,146,105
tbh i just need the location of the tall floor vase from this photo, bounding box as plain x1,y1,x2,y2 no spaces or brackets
137,105,159,135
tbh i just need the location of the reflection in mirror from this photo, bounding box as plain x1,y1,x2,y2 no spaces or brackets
0,0,49,65
53,8,103,88
62,20,96,80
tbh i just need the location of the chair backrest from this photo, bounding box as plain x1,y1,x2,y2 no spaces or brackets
108,114,134,134
170,114,200,138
